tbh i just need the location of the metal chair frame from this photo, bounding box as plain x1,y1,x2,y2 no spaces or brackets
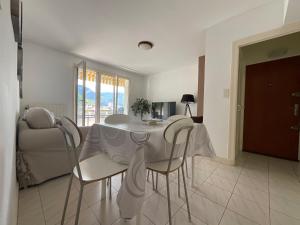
147,119,193,225
59,117,127,225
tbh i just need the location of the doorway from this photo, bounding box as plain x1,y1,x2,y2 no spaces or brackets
243,56,300,160
235,31,300,161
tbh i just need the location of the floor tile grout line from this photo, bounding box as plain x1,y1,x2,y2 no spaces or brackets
16,190,20,225
216,160,243,225
37,186,47,225
220,155,267,225
20,154,300,225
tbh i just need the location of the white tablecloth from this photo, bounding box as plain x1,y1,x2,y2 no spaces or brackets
80,121,215,218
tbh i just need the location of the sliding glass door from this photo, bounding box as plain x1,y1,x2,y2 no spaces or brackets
76,62,98,126
76,61,85,126
75,61,129,126
116,77,129,114
100,74,116,123
99,74,129,123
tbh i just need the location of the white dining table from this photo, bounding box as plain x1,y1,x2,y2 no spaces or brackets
80,120,215,223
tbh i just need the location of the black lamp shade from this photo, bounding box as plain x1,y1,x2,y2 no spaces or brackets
181,94,195,103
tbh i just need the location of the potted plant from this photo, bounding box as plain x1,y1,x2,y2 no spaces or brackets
131,98,151,120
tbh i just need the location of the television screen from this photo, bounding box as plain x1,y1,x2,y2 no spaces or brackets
152,102,176,120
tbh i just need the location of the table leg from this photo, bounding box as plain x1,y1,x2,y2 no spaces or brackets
101,178,107,200
192,156,195,188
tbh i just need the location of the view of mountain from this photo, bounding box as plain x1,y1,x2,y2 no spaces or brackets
78,85,124,106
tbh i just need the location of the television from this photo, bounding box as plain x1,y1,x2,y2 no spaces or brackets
151,102,176,120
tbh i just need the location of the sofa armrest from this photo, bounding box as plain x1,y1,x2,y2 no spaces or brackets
18,121,91,152
18,124,66,152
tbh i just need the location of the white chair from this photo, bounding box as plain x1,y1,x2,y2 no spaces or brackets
104,114,130,124
168,115,190,178
59,117,128,225
146,118,194,225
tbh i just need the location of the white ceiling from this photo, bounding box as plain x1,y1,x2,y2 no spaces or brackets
23,0,274,75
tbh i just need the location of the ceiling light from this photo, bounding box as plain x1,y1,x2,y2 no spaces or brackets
138,41,153,50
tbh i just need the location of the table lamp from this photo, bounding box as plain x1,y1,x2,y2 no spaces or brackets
181,94,195,117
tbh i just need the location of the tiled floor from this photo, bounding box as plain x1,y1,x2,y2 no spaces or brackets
17,153,300,225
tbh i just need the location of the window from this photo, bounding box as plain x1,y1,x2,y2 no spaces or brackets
75,61,129,126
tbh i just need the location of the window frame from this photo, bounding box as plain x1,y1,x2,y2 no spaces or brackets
73,61,130,126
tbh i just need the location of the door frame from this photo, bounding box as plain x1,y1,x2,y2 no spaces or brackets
228,22,300,162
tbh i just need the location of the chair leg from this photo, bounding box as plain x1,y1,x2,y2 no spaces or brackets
147,170,150,182
181,166,192,222
155,172,158,191
74,184,84,225
185,158,189,178
177,169,180,197
109,177,112,200
61,174,73,225
166,174,172,225
151,170,155,190
121,172,124,182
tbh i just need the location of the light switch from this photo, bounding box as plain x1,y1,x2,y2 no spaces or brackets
223,89,230,98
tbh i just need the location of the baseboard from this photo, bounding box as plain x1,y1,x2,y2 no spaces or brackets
213,156,235,166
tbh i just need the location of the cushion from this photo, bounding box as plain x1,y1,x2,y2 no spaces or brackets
24,107,56,129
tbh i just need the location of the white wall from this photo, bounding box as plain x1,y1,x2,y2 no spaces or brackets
147,64,198,116
0,0,20,224
284,0,300,24
22,41,147,119
203,0,286,159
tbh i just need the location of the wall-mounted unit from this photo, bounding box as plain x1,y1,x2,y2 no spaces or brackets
11,0,23,98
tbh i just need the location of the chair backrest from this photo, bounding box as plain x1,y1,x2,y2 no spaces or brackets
104,114,130,124
167,115,188,122
59,117,83,180
163,118,194,172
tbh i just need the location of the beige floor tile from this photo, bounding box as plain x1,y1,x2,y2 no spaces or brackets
144,182,157,199
218,164,242,174
205,173,236,192
83,181,117,207
143,192,181,225
212,168,239,182
158,180,193,208
45,200,88,225
227,194,269,225
269,183,300,205
237,175,268,193
240,167,268,181
42,185,88,225
168,208,207,225
219,209,260,225
193,159,218,173
112,215,154,225
18,213,45,225
193,168,214,184
18,188,42,217
233,182,269,207
90,199,120,225
18,153,300,225
63,208,100,225
270,193,300,220
270,209,300,225
18,188,45,225
189,192,225,225
194,182,231,206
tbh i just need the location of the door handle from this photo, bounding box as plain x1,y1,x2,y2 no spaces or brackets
290,125,300,131
294,104,299,116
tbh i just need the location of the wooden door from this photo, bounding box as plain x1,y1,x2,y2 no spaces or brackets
243,56,300,160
